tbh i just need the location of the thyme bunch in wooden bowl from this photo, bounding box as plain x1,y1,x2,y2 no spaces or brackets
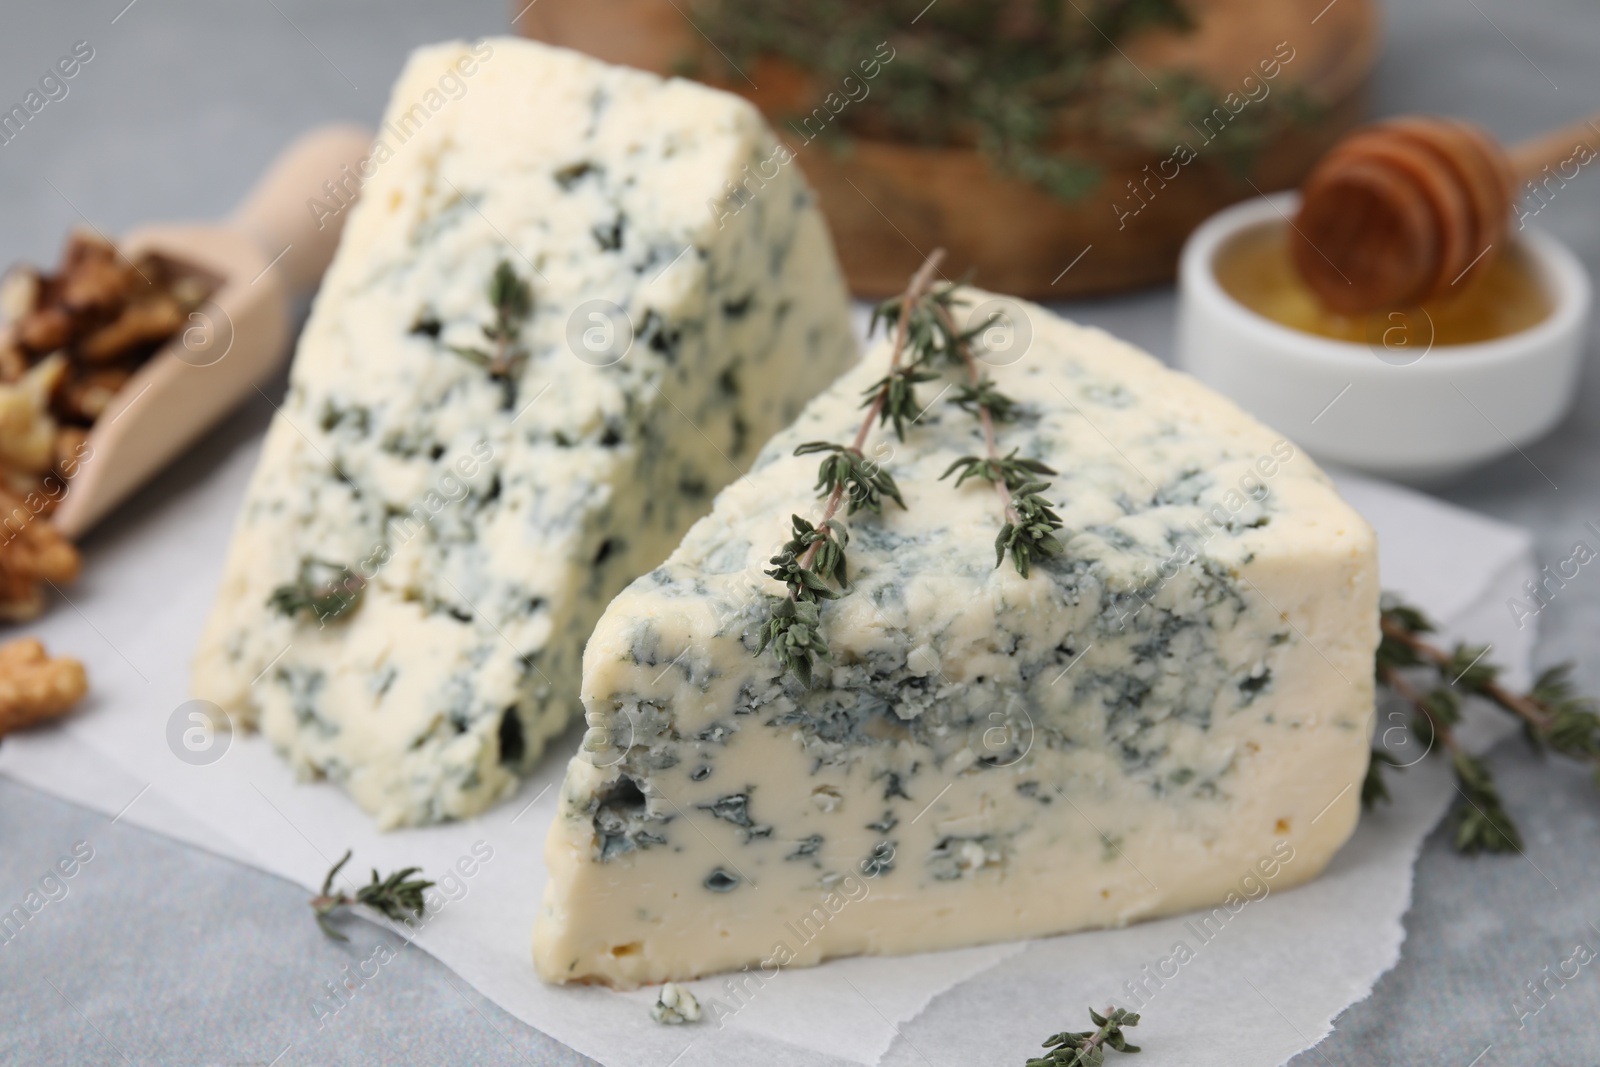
684,0,1317,201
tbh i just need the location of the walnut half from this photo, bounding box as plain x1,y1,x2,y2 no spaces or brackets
0,486,81,621
0,636,87,736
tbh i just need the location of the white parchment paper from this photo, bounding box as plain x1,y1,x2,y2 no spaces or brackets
0,414,1536,1067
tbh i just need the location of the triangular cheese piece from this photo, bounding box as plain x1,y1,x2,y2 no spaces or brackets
191,38,854,827
537,288,1377,986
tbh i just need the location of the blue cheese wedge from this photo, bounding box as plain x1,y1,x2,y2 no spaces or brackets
535,289,1378,986
190,38,854,828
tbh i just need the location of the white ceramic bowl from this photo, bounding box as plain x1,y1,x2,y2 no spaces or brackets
1176,192,1591,483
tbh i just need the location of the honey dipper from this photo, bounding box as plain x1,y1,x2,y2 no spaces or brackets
1290,113,1600,314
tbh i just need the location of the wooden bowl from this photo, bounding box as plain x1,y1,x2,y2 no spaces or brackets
515,0,1380,297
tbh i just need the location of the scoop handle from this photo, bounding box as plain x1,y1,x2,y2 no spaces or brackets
228,124,373,293
1507,113,1600,183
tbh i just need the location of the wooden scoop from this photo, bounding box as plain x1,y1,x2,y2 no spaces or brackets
1290,113,1599,313
49,124,372,539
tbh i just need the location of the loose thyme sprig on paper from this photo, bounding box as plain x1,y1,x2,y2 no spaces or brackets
310,850,434,942
1027,1006,1142,1067
1366,595,1600,853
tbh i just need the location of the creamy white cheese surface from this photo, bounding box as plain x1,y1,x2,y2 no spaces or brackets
536,289,1378,987
191,38,854,828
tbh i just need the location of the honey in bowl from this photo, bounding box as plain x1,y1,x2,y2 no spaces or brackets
1214,222,1552,346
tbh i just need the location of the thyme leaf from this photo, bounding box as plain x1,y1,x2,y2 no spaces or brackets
1528,664,1600,763
796,441,906,514
1361,747,1401,808
754,596,830,688
951,376,1021,422
444,260,534,391
764,515,848,602
861,368,941,441
994,481,1066,578
487,259,533,330
447,344,492,368
942,447,1057,489
1451,750,1523,854
268,559,365,623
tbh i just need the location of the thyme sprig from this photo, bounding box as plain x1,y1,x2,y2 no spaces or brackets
1367,596,1600,852
753,250,1069,682
268,558,365,624
862,272,969,440
935,300,1065,577
1377,659,1522,853
310,850,434,942
1360,747,1402,809
754,251,947,685
1027,1006,1142,1066
449,260,533,385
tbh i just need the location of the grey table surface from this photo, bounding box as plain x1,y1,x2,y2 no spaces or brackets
3,1,1600,1064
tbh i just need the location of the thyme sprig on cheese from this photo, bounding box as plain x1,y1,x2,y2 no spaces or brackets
196,36,860,830
933,293,1065,577
1027,1006,1142,1066
996,483,1068,578
794,442,905,515
267,558,365,624
1366,596,1600,853
447,260,534,392
756,251,945,685
756,250,1066,683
